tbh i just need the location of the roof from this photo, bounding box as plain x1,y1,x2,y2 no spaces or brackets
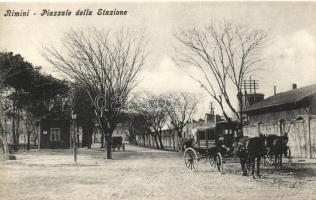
196,123,216,131
244,84,316,112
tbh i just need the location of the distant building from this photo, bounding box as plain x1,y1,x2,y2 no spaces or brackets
38,115,71,149
243,84,316,158
244,84,316,125
182,113,223,139
204,113,222,124
242,93,265,108
112,124,129,142
92,124,129,144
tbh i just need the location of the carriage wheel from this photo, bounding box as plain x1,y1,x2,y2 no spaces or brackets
184,148,198,172
215,153,223,173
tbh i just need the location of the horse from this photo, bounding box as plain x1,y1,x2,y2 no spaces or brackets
111,136,123,151
265,133,289,169
235,135,266,178
264,134,279,165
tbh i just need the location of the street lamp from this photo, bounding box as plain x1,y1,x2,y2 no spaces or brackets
71,112,77,163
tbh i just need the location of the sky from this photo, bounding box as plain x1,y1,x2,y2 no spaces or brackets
1,2,316,118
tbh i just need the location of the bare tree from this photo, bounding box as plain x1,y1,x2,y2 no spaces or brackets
174,21,267,120
165,91,198,139
43,27,147,159
134,92,168,149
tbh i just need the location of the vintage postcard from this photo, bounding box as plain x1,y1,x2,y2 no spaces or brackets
0,1,315,200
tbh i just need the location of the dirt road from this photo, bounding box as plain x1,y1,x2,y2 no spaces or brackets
0,145,315,200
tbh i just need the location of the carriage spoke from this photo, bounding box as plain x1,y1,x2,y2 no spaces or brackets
184,148,198,172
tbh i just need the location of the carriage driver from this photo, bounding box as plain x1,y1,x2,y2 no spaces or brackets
191,128,198,146
218,135,232,155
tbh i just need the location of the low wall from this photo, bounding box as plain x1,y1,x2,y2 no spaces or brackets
135,132,179,151
243,116,316,158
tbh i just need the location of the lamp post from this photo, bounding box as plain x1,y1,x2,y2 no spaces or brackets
71,112,77,163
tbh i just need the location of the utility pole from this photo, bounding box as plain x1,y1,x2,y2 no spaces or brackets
210,102,214,115
240,76,260,134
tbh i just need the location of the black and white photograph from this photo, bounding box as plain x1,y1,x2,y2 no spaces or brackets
0,1,316,200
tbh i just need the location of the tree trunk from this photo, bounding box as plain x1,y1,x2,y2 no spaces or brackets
12,117,17,151
82,126,88,148
33,123,38,146
105,126,114,159
87,129,92,149
33,132,37,145
153,134,159,149
132,129,137,145
172,133,175,150
152,135,159,149
26,131,31,150
218,101,231,121
25,120,32,151
157,134,164,149
101,133,104,148
106,134,112,159
0,121,9,160
81,122,94,148
0,98,9,159
87,137,92,149
16,114,20,149
148,135,151,147
177,129,182,139
101,118,113,159
142,135,146,146
133,135,137,145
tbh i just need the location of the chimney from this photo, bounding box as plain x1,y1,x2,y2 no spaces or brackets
274,86,277,95
292,83,297,89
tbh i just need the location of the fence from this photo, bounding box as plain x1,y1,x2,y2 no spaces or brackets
243,115,316,158
134,130,180,151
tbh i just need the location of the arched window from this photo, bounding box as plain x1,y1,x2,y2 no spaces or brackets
257,122,263,135
279,119,285,135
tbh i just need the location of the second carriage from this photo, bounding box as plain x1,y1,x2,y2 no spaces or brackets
183,121,240,172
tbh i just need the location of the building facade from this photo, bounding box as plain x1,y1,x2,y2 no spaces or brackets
39,117,71,149
243,84,316,158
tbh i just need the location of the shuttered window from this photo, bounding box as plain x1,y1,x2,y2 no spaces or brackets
50,128,60,141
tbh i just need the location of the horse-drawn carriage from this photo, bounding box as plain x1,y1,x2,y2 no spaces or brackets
111,136,125,151
183,119,292,178
235,133,291,178
183,121,240,172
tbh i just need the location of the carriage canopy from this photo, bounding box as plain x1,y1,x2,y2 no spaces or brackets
192,121,240,149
